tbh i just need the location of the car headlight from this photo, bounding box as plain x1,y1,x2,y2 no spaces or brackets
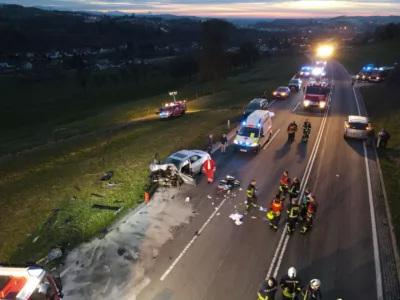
281,93,286,96
319,101,326,108
304,100,310,106
377,76,380,79
250,143,258,147
234,140,238,144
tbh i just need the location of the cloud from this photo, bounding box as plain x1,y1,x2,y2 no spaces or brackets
1,0,399,17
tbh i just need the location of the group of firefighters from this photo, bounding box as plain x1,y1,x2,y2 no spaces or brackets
287,119,312,143
258,267,322,300
246,170,318,235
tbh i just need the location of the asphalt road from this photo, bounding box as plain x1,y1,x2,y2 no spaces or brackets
136,73,330,300
276,61,376,300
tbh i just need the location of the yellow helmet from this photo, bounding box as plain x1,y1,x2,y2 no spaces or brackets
267,211,275,220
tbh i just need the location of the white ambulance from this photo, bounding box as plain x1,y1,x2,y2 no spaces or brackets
233,110,275,153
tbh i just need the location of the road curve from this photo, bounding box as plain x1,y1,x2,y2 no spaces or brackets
136,73,328,300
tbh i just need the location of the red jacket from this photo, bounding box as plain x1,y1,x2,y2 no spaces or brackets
280,175,290,186
307,200,318,214
270,199,283,214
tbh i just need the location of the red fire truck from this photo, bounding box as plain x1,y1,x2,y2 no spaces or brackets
157,101,187,119
303,83,329,111
0,264,63,300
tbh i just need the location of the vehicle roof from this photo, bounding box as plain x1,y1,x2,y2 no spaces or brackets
0,266,46,300
246,110,271,126
249,98,266,104
290,78,301,82
170,149,207,160
348,115,369,123
277,86,288,90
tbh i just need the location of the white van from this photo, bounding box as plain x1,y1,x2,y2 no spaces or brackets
233,110,275,153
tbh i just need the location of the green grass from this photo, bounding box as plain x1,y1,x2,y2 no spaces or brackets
336,38,400,74
339,38,400,250
0,55,306,262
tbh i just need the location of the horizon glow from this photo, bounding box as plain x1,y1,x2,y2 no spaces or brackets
2,1,400,18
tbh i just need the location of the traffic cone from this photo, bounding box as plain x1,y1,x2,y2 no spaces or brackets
144,192,150,203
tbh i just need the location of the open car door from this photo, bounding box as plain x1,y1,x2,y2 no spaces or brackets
180,159,196,186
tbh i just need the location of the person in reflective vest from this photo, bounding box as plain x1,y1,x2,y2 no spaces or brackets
278,171,291,200
287,121,298,143
202,156,216,183
258,277,278,300
288,177,300,200
299,188,312,221
300,196,318,234
280,267,303,300
245,179,258,213
286,198,300,235
269,195,283,231
302,119,312,142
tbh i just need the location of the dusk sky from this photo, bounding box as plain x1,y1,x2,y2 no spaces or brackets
2,0,400,18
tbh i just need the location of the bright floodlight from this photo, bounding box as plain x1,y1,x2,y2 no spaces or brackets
312,67,323,76
317,45,333,57
169,91,177,101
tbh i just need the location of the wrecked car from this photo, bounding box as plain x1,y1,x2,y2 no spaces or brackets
149,150,211,186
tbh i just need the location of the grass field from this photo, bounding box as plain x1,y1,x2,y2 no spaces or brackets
336,38,400,74
339,38,400,249
0,55,306,262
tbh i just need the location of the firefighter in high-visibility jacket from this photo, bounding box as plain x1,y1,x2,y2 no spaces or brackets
268,195,283,231
287,121,298,143
245,179,258,213
300,196,319,234
286,198,300,235
280,267,303,300
278,171,291,200
257,277,278,300
288,177,300,200
299,188,312,221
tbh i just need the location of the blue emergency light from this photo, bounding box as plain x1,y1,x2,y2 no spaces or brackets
246,142,250,146
242,121,246,125
257,123,261,127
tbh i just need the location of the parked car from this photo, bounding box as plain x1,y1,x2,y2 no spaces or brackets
272,86,291,100
344,115,371,140
243,98,269,118
288,78,302,91
368,68,392,83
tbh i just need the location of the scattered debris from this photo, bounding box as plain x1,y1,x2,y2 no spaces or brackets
216,213,220,216
91,193,104,198
185,197,190,202
336,174,340,177
229,213,243,225
101,171,114,181
207,195,212,199
214,207,218,210
106,182,119,188
194,230,200,236
251,216,257,219
44,247,63,264
64,216,74,224
212,202,215,206
92,204,122,212
117,248,126,256
44,209,60,229
239,188,243,191
32,236,40,243
74,185,81,191
114,199,124,204
259,206,267,212
114,207,124,215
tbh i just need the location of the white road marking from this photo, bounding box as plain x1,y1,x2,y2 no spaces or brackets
268,100,276,107
160,197,228,281
292,101,301,112
352,86,384,300
263,129,280,150
266,92,331,279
